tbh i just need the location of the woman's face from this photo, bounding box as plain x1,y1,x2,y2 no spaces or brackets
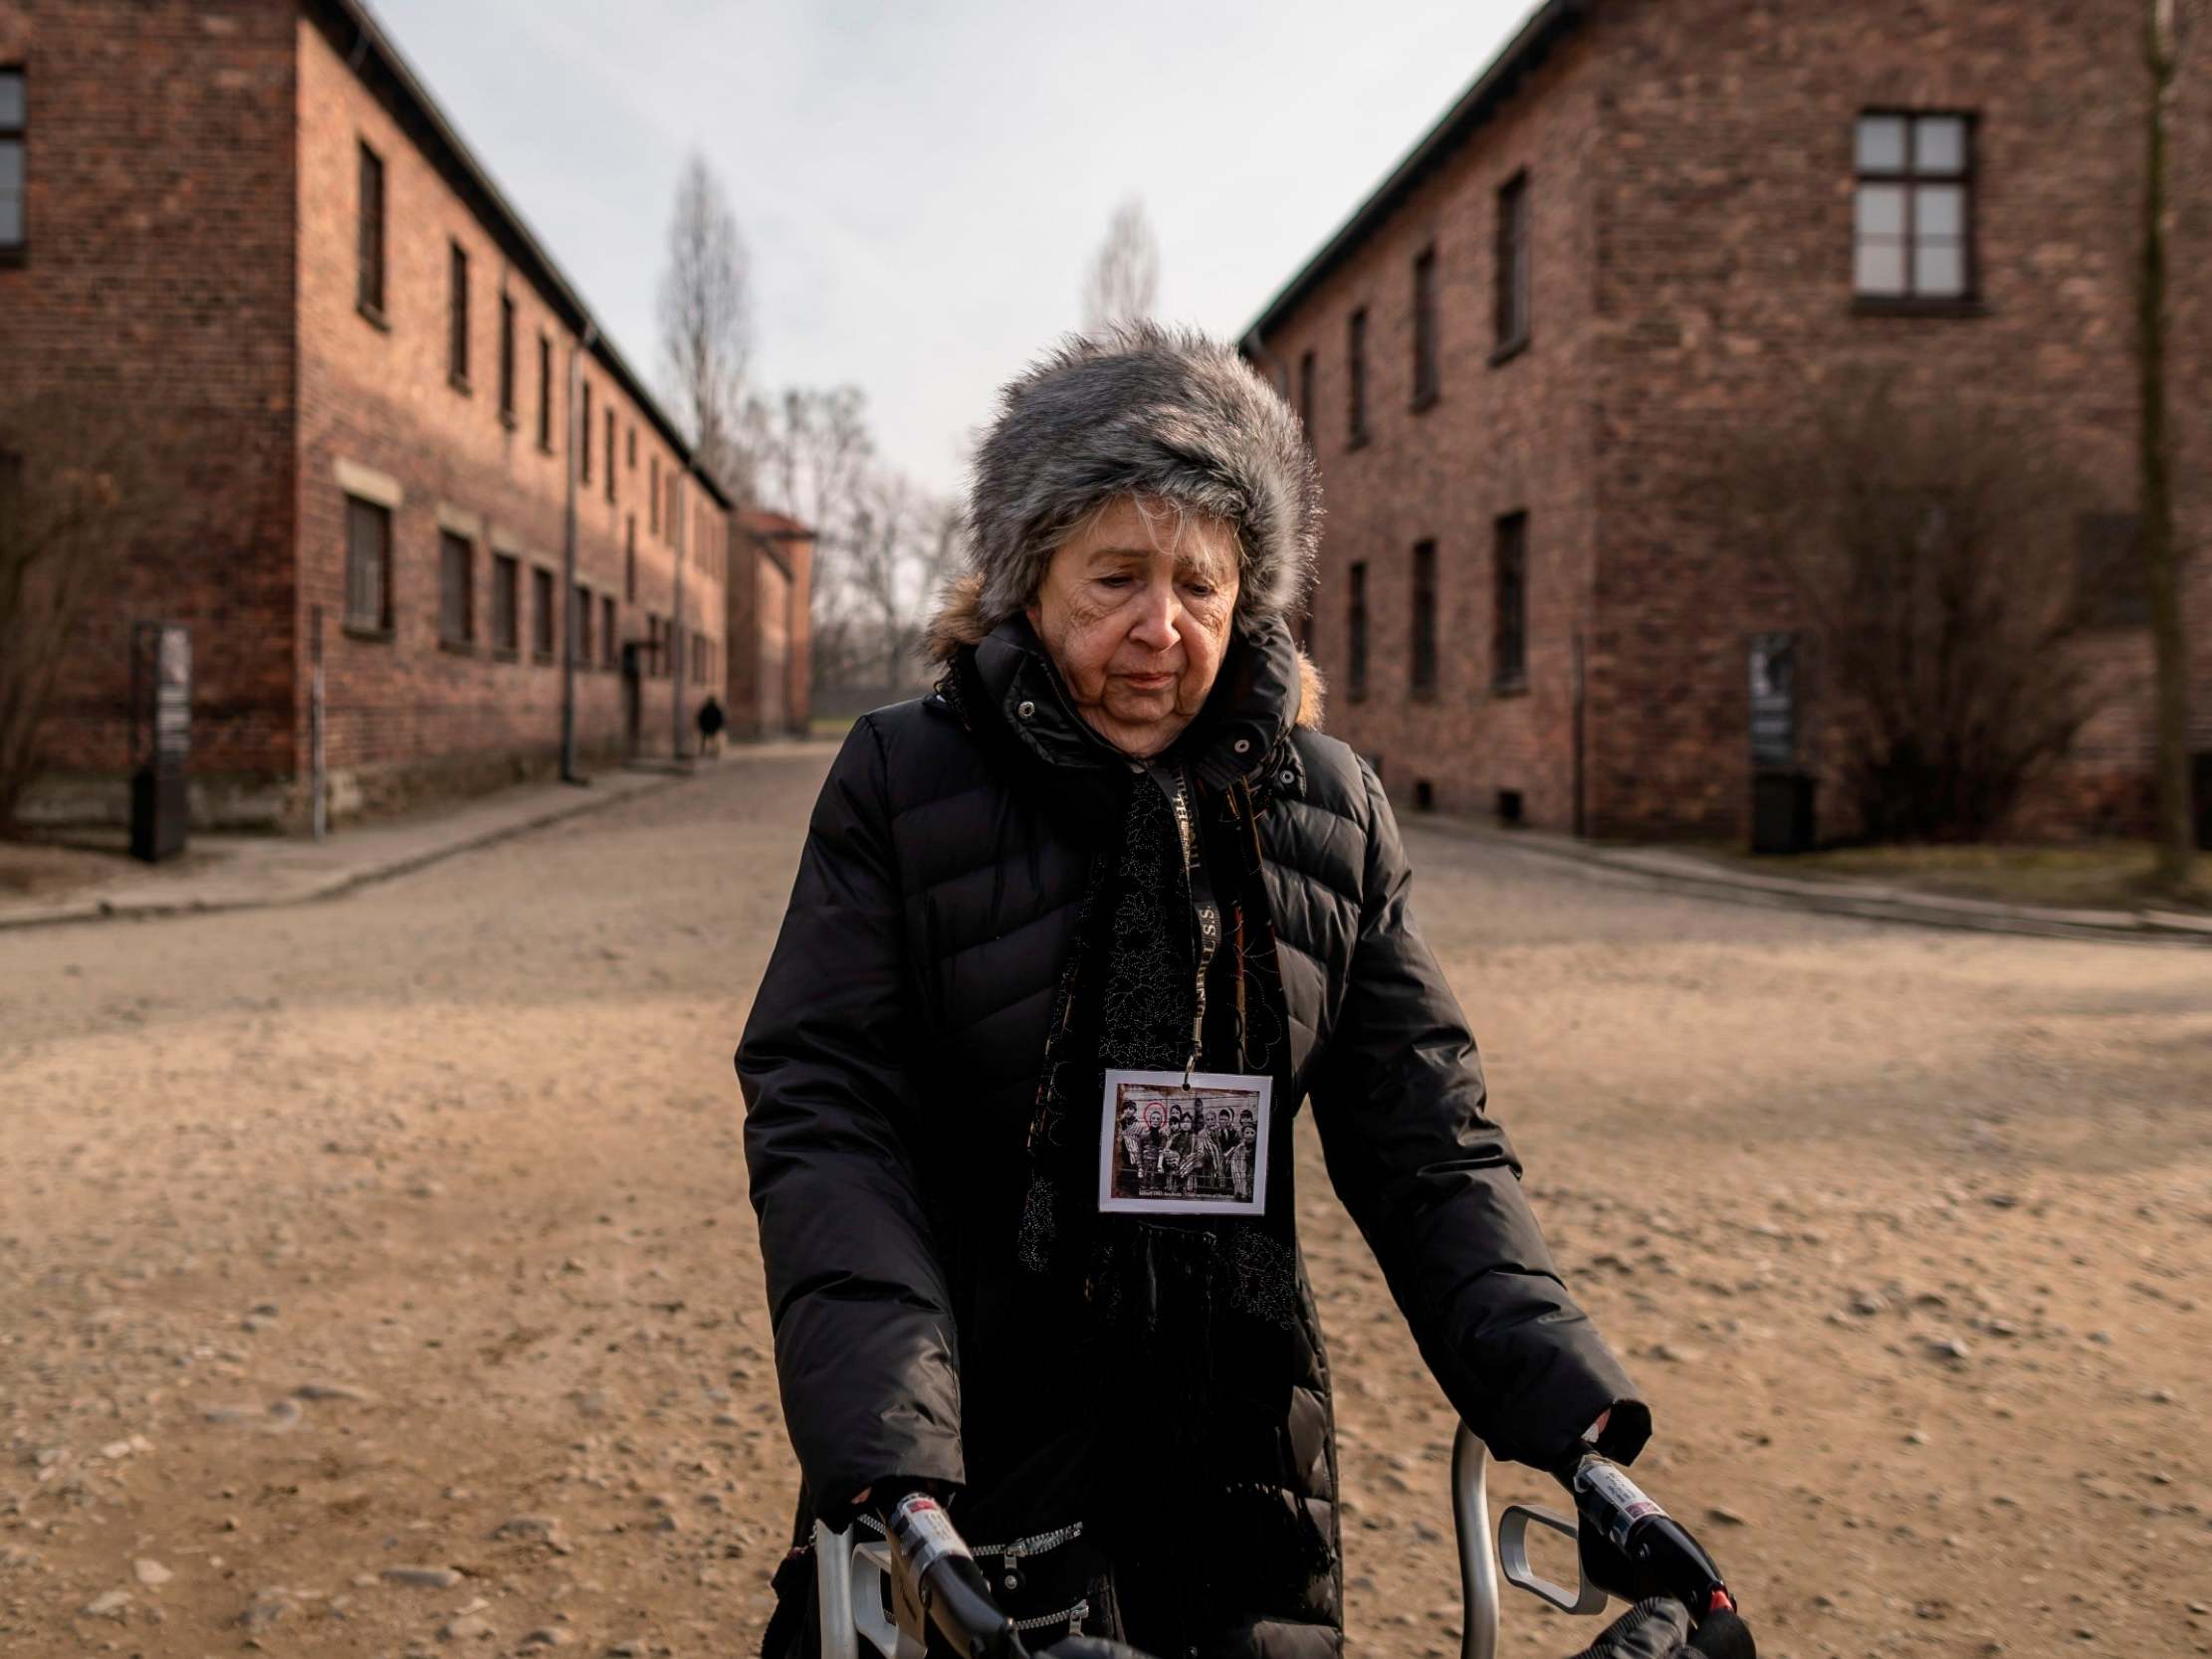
1024,496,1241,759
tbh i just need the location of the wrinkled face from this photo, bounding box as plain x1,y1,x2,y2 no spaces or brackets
1025,495,1241,759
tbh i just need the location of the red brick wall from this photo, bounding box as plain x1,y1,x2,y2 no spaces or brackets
723,519,814,739
1249,30,1605,830
1252,0,2209,844
294,10,723,804
1583,0,2209,843
0,0,300,795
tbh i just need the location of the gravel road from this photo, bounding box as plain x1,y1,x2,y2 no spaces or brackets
2,743,2206,1659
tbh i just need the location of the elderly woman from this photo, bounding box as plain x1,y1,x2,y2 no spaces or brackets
740,325,1647,1659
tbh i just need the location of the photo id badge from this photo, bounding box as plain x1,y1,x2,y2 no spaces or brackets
1098,1069,1272,1218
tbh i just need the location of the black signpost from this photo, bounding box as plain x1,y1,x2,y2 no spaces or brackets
129,621,191,863
1748,631,1816,854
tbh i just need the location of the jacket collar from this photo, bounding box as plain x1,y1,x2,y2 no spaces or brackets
967,613,1306,792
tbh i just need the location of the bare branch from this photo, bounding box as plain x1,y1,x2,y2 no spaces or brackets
1081,197,1161,335
657,152,754,501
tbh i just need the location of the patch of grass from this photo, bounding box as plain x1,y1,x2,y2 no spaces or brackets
1686,839,2212,913
807,715,857,740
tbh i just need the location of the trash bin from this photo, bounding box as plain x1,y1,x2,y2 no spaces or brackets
129,764,188,863
1751,770,1817,855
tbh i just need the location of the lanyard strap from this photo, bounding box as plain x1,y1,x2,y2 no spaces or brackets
1157,763,1219,1082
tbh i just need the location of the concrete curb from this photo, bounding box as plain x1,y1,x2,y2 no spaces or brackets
1412,815,2212,948
0,768,685,933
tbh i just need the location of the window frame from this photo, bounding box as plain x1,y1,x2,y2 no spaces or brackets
1297,349,1316,437
1492,169,1531,362
491,552,521,657
601,594,618,670
605,409,617,504
531,564,556,663
342,495,394,639
1411,538,1438,697
1492,512,1529,694
579,381,592,484
355,139,387,325
1347,559,1370,702
1346,308,1370,448
625,517,637,601
1411,246,1439,410
498,293,517,427
1851,108,1981,313
437,528,475,650
447,239,471,391
649,455,660,534
0,65,27,261
537,333,553,453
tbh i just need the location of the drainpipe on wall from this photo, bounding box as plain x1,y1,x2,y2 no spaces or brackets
560,320,597,784
671,463,689,762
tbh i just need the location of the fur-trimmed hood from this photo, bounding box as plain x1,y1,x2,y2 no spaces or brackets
955,322,1323,640
926,571,1325,732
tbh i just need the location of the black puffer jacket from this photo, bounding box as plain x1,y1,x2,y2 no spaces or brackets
739,601,1647,1656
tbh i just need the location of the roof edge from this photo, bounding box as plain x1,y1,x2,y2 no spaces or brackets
309,0,731,512
1237,0,1590,354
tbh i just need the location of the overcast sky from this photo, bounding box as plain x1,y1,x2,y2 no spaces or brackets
367,0,1539,503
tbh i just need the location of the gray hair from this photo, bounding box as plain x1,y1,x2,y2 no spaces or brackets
963,322,1322,637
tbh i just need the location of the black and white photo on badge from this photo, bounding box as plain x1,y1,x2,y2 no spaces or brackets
1098,1069,1270,1217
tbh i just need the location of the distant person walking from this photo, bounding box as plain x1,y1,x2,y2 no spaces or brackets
696,694,726,756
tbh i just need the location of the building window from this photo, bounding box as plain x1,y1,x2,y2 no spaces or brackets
356,140,386,319
579,381,592,483
1493,512,1528,691
627,426,637,470
492,553,520,654
532,566,555,661
537,334,553,452
446,241,470,389
343,496,392,635
1495,171,1530,356
572,582,591,662
438,529,473,645
1855,111,1974,301
0,68,25,255
625,517,637,601
1297,350,1316,434
2078,513,2148,628
605,410,616,504
601,594,617,669
649,455,660,534
1412,247,1439,408
1411,539,1438,695
1346,309,1369,446
498,294,517,424
1347,560,1369,701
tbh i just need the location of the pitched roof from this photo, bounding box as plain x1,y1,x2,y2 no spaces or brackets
1238,0,1591,351
308,0,734,512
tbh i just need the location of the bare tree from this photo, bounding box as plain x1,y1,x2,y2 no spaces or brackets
658,151,754,502
2138,0,2200,890
1735,375,2114,844
0,394,162,827
1081,197,1161,335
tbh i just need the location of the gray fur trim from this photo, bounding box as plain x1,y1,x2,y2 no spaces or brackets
961,322,1322,636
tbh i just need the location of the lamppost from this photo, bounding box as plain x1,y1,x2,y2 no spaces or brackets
560,319,598,785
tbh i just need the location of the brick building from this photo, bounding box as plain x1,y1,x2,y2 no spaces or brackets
0,0,774,829
1240,0,2209,844
725,510,814,741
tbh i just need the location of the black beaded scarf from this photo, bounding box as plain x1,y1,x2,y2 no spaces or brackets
1003,726,1330,1630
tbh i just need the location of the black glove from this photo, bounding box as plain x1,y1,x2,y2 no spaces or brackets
1568,1597,1756,1659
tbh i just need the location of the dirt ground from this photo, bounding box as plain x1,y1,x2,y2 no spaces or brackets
1,744,2206,1659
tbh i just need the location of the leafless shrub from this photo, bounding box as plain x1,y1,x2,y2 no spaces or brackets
1734,373,2115,842
0,392,166,829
